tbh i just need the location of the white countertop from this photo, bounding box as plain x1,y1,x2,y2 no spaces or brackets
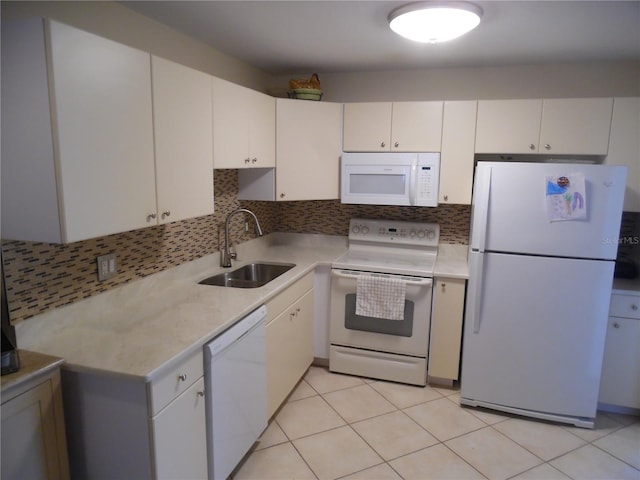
16,233,468,383
434,244,469,279
612,277,640,295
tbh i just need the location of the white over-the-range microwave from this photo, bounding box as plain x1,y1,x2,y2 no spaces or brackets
340,152,440,206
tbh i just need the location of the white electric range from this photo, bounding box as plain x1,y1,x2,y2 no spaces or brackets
329,218,439,386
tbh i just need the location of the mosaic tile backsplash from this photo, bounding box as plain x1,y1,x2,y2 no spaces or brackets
3,168,468,323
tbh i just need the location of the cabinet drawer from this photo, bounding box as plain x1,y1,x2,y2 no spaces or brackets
609,294,640,319
266,271,314,323
149,350,203,416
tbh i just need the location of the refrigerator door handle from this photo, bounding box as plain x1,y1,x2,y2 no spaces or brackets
469,253,485,334
472,166,492,252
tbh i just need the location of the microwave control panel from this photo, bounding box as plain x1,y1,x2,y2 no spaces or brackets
414,154,440,207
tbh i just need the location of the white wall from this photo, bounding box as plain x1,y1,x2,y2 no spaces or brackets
270,62,640,102
4,1,638,103
1,1,272,91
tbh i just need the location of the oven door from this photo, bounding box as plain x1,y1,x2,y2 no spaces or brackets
329,269,432,357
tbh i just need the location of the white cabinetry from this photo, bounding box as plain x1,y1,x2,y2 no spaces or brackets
62,350,207,479
475,98,613,155
238,99,342,201
429,277,466,384
151,56,214,223
598,291,640,411
265,272,314,417
439,101,477,204
1,18,156,244
1,352,69,480
212,77,275,169
343,102,443,152
604,97,640,212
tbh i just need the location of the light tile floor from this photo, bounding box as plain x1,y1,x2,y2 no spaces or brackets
234,366,640,480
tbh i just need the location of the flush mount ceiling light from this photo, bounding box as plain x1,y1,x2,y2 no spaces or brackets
388,1,483,44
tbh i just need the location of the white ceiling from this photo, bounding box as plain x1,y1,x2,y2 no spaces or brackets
122,1,640,75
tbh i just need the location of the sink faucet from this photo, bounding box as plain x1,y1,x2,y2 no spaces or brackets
221,208,263,267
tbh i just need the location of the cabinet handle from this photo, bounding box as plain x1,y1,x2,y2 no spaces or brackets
544,144,551,150
251,157,258,163
197,390,205,397
443,194,449,202
613,322,620,329
147,212,157,221
162,211,171,219
394,142,399,148
632,304,638,311
380,141,386,148
178,373,187,382
529,144,536,150
280,193,285,198
244,158,251,164
441,282,446,292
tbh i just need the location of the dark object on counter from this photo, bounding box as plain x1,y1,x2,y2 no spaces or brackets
1,252,20,375
614,259,638,279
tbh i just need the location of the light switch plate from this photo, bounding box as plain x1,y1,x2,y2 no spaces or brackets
97,253,117,281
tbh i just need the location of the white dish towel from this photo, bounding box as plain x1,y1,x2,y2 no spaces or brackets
355,274,406,321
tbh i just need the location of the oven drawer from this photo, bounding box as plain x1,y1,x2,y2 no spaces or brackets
329,345,427,386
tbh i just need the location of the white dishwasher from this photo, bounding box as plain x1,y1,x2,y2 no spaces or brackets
204,305,268,480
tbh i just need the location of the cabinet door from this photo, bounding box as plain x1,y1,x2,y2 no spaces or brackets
48,20,157,242
266,289,314,417
1,380,66,480
152,56,214,224
439,101,477,204
598,317,640,409
247,88,276,167
391,101,443,152
213,77,249,168
540,98,613,155
475,99,543,154
276,99,341,200
429,278,466,381
343,103,392,151
151,377,208,480
604,97,640,212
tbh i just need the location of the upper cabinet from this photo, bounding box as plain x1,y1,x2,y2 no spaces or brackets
238,99,342,201
151,56,214,223
212,78,275,169
2,18,157,244
275,99,342,201
1,19,215,244
475,98,613,155
439,101,477,205
604,97,640,212
343,101,443,152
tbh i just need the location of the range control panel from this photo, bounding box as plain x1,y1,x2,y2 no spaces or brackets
348,218,439,247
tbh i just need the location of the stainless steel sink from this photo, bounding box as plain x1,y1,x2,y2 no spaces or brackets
198,262,296,288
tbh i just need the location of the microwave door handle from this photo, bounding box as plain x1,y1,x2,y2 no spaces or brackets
409,161,417,206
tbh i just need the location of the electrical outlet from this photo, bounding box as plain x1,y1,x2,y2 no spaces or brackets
97,253,117,281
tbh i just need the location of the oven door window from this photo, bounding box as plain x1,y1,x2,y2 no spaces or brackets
344,293,414,337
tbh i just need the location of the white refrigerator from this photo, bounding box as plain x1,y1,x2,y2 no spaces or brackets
460,162,627,428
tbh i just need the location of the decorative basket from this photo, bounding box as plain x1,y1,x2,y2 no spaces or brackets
288,73,322,101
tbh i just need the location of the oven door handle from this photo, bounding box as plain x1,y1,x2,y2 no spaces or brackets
331,270,432,286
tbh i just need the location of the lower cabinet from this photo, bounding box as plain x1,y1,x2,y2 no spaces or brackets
428,277,466,384
150,378,207,479
61,349,206,479
1,357,69,480
598,292,640,411
266,271,315,417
